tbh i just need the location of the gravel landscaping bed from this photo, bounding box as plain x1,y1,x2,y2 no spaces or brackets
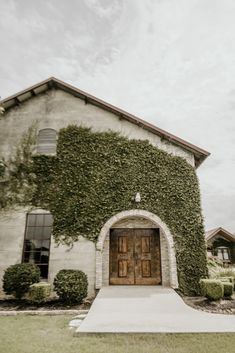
182,295,235,314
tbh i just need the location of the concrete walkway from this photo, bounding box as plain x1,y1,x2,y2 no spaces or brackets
77,286,235,333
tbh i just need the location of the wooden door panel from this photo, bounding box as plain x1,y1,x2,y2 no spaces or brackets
141,260,151,277
141,236,150,253
118,260,128,277
118,236,128,253
134,229,161,285
109,229,135,284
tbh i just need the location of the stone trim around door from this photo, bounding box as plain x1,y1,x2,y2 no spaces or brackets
95,209,178,289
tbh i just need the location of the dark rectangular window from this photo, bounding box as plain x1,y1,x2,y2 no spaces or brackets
22,213,53,278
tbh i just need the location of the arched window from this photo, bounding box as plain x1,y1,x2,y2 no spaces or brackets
22,212,53,278
37,128,57,155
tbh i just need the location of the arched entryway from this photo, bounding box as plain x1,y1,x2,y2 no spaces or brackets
95,210,178,289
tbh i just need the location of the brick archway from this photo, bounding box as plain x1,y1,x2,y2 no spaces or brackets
95,210,178,289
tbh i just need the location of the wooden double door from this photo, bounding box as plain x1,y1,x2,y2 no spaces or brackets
109,228,161,285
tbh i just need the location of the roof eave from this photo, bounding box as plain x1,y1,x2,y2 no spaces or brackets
206,227,235,242
0,77,210,168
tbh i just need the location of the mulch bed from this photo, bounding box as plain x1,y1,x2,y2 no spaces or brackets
1,291,234,314
182,295,235,315
0,292,93,311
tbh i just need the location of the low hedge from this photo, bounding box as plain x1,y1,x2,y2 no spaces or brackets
223,282,233,297
28,282,51,304
200,279,224,301
53,269,88,304
217,276,234,289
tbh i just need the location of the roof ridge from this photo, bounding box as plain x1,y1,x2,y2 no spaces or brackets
206,227,235,241
206,227,221,234
0,77,210,167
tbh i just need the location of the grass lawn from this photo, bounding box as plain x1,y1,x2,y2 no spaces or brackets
0,315,234,353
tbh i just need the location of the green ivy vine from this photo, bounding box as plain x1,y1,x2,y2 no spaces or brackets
1,124,208,295
31,125,208,295
0,123,37,209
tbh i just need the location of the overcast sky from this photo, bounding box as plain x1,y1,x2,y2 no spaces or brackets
0,0,235,232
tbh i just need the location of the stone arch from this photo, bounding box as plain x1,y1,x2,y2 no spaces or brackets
95,209,178,289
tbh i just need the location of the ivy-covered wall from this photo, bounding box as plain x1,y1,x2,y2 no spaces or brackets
30,125,208,295
0,124,208,294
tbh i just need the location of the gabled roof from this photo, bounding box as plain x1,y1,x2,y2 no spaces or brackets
206,227,235,242
0,77,210,167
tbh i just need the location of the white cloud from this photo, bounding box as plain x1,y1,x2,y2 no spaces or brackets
0,0,235,231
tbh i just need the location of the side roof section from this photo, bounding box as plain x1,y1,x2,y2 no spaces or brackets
206,227,235,242
0,77,210,167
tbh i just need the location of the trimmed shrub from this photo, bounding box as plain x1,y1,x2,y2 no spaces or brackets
28,282,51,304
217,276,234,285
53,269,88,304
200,279,224,301
216,273,235,289
3,263,40,299
223,282,233,297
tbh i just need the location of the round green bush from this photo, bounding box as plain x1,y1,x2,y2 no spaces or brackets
53,269,88,304
3,263,40,299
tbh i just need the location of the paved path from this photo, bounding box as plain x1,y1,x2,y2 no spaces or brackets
77,286,235,333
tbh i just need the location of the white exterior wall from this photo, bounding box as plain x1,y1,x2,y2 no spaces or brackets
0,89,195,166
49,237,96,297
0,208,96,297
0,209,27,289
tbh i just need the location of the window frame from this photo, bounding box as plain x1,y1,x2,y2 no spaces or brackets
22,212,53,279
36,128,57,155
214,246,231,262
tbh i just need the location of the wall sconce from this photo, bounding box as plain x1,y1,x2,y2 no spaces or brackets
135,192,141,203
